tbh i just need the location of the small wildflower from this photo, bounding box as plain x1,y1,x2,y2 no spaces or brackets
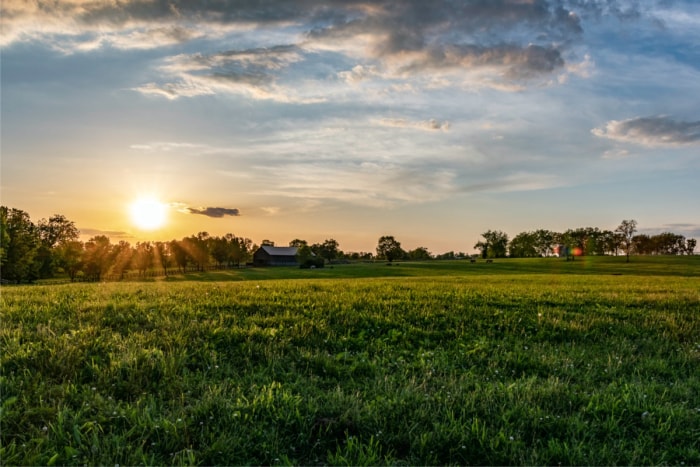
42,426,48,432
509,436,514,441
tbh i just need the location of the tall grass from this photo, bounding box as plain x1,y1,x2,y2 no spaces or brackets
2,263,699,465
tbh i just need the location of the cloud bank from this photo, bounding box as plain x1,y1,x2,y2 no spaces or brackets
592,116,700,146
2,0,608,99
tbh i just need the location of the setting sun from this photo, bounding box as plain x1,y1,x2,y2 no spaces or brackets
129,197,167,230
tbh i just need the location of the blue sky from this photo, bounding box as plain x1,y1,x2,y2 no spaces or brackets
2,0,699,253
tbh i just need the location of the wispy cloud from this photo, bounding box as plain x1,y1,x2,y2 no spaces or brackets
175,205,241,218
592,116,700,146
380,118,450,132
80,228,131,239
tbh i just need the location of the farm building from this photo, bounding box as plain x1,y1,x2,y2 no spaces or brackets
253,246,299,266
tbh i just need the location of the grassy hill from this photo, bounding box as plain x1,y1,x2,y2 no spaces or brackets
2,257,699,465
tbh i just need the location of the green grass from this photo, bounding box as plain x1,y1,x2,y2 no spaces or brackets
2,257,699,465
163,255,700,282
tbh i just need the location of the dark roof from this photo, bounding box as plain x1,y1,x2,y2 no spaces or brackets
259,246,298,256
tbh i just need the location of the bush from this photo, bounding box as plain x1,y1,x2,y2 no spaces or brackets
300,257,325,269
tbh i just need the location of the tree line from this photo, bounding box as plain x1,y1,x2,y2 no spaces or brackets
1,207,696,283
472,220,696,261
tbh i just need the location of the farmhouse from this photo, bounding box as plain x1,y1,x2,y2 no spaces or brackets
253,245,299,267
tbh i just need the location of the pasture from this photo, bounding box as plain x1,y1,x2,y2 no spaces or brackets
2,257,699,465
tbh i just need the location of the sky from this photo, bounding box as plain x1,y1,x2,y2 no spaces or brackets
1,0,699,254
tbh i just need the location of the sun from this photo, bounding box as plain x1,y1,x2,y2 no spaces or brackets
129,197,167,230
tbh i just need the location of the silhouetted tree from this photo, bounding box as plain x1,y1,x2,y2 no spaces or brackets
408,246,432,260
474,230,509,258
319,238,340,263
376,236,404,262
616,219,637,262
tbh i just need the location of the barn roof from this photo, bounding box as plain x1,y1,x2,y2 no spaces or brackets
259,246,298,256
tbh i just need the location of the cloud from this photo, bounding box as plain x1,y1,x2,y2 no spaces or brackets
380,118,450,132
79,228,131,239
133,45,328,102
639,223,700,238
592,116,700,146
5,0,597,95
184,207,241,218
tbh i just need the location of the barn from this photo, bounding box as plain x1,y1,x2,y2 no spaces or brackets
253,246,299,267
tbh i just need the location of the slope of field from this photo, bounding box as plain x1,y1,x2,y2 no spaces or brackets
2,258,699,465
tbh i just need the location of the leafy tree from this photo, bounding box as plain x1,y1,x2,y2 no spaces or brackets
408,246,432,260
533,229,555,257
296,244,323,268
232,236,253,266
110,241,133,279
289,239,308,248
55,240,83,281
169,239,189,273
686,238,697,255
0,206,40,282
83,235,113,281
183,233,211,271
615,219,637,262
153,241,171,275
209,236,231,268
33,214,80,278
600,230,621,256
376,235,404,262
474,230,509,259
509,231,539,258
133,242,154,276
319,238,340,263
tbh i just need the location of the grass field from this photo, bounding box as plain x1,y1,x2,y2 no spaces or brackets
2,257,699,465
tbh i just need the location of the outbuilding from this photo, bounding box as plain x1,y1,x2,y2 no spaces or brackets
253,246,299,266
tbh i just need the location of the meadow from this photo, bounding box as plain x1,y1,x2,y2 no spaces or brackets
1,257,699,465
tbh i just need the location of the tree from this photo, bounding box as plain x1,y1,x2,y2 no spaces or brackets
153,241,171,275
319,238,340,263
533,229,555,257
133,242,154,276
111,241,133,279
83,235,113,281
209,236,231,268
509,231,539,258
33,214,81,278
55,240,83,281
0,206,40,282
169,239,189,273
288,239,308,248
376,236,404,263
408,246,432,260
615,219,637,262
686,238,697,255
474,230,509,259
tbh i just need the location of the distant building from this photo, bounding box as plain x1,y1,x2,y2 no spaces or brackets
253,246,299,266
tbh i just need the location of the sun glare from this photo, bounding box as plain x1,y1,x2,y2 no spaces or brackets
129,197,167,230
